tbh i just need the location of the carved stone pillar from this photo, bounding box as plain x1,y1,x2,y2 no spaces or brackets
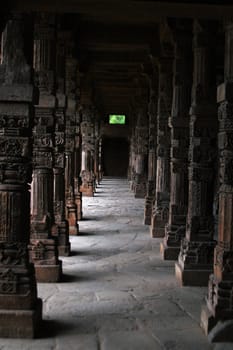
128,129,137,191
175,20,218,286
80,106,95,197
201,21,233,338
144,89,157,224
150,58,172,237
30,13,62,282
53,31,70,256
65,56,79,235
74,111,83,221
98,136,103,184
0,16,42,337
94,120,101,186
161,22,192,260
134,105,149,199
54,108,70,255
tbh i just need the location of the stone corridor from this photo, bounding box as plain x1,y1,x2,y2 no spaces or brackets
0,177,230,349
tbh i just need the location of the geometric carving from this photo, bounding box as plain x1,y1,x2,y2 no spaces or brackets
0,269,18,294
175,20,217,285
150,57,172,238
31,241,46,261
0,15,42,337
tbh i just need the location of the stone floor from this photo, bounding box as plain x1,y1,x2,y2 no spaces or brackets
0,177,232,349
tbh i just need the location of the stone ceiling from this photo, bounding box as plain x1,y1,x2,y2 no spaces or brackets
4,1,233,120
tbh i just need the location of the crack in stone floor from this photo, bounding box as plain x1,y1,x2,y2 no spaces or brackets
0,177,229,349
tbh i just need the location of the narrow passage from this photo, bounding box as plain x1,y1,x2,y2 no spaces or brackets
1,178,214,349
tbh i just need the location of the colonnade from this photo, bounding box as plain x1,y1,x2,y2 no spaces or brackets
129,19,233,337
0,12,233,342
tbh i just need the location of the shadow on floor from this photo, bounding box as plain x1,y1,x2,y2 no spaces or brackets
61,273,93,283
38,319,76,338
76,231,97,236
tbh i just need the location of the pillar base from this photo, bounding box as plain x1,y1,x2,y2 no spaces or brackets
144,216,151,225
175,262,212,286
82,190,94,197
201,306,233,342
0,298,42,338
69,223,79,236
58,243,71,257
150,225,165,238
160,242,180,260
200,305,217,336
34,261,62,283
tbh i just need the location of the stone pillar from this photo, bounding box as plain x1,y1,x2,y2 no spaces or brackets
94,120,101,186
74,111,83,221
201,21,233,338
161,22,192,260
175,20,218,286
54,108,70,255
53,30,70,256
150,58,172,237
98,136,103,184
65,55,79,235
80,106,95,197
128,128,137,191
144,89,157,224
134,105,149,199
0,15,42,337
30,13,62,282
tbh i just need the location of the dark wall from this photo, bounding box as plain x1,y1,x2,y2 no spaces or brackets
102,137,129,177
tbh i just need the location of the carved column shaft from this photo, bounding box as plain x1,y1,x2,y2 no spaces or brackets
150,58,173,237
161,23,192,260
201,21,233,337
175,20,218,286
65,56,79,235
144,87,158,224
0,16,42,338
53,30,70,255
128,126,137,191
80,106,95,197
30,13,62,282
134,105,149,198
74,111,83,220
94,120,101,186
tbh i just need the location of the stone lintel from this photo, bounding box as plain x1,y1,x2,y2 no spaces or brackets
175,262,212,286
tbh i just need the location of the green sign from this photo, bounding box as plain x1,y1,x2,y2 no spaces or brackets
109,115,126,124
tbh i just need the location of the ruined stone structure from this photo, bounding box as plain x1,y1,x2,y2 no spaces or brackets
0,0,233,343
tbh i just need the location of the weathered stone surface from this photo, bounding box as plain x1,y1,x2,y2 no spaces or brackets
30,13,62,282
0,16,42,338
176,20,218,286
0,177,215,347
150,56,173,238
201,21,233,338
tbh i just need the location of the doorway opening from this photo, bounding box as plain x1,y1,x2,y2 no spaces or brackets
102,137,129,177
